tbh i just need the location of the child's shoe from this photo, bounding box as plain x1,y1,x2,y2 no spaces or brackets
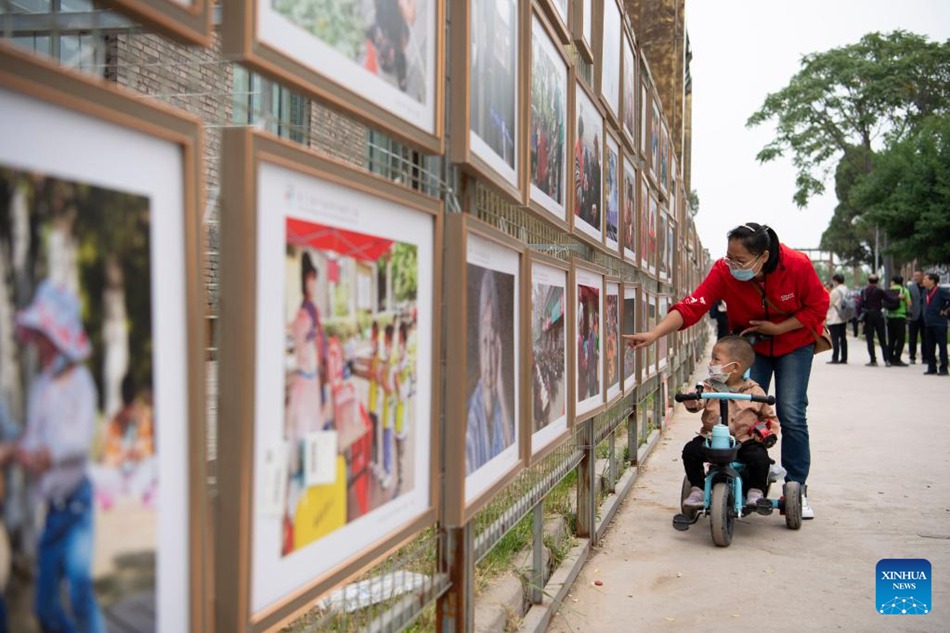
746,488,764,506
683,486,705,508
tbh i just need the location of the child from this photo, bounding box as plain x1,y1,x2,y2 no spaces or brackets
681,335,780,508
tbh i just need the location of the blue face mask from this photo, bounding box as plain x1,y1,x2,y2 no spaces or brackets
731,268,756,282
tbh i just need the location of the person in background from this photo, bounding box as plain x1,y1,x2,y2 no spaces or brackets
860,275,889,366
16,280,105,632
906,269,928,365
921,272,950,376
885,274,911,366
826,273,849,364
625,223,828,519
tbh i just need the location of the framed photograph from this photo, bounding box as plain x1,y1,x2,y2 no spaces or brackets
604,279,622,406
621,157,637,262
599,0,622,123
100,0,213,45
658,211,669,282
621,29,637,149
572,260,604,421
444,214,524,524
639,80,649,157
604,130,621,253
657,295,669,371
528,253,570,462
659,120,670,194
572,82,604,245
217,130,441,630
640,180,657,276
665,216,676,285
223,0,444,153
650,97,661,183
647,292,658,376
449,0,521,200
572,0,594,63
621,284,638,392
638,287,647,383
0,47,207,632
538,0,571,44
527,8,570,225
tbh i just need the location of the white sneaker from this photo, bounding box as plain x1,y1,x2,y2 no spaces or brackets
683,487,705,508
746,488,764,505
801,488,814,520
769,464,787,483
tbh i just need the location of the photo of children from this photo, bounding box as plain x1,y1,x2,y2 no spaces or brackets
465,263,517,475
623,36,636,143
271,0,431,105
471,0,518,172
530,263,567,436
530,15,567,217
600,0,621,119
0,166,156,631
622,287,637,390
605,284,621,399
605,135,620,248
281,217,420,556
574,86,603,240
622,161,637,261
575,272,601,411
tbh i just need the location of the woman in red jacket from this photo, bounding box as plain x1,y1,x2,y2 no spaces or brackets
624,223,829,519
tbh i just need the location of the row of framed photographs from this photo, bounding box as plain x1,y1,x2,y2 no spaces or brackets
215,132,680,629
105,0,680,203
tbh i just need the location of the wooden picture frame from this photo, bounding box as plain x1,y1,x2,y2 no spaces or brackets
650,96,661,185
538,0,572,44
621,283,638,392
598,0,622,126
451,0,522,201
621,155,638,262
604,278,622,406
526,6,571,227
639,78,649,159
572,0,594,63
647,291,658,376
0,45,208,632
444,213,526,525
216,130,442,631
658,210,669,282
222,0,444,153
101,0,213,45
604,129,621,253
571,259,605,421
621,25,637,151
638,286,647,383
527,251,571,463
659,119,670,196
572,80,605,247
657,294,669,372
640,177,657,277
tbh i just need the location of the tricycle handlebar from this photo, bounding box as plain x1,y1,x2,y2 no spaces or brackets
674,391,775,405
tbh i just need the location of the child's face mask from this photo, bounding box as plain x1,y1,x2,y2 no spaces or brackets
707,361,738,383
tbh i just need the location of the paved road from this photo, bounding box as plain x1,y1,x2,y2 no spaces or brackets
548,328,950,632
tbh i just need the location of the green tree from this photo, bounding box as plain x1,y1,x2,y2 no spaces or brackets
850,115,950,265
747,31,950,265
388,242,417,303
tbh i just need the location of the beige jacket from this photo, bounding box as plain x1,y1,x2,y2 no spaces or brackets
684,379,780,443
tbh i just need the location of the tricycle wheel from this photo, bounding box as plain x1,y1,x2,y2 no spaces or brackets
680,476,699,520
784,481,802,530
709,482,734,547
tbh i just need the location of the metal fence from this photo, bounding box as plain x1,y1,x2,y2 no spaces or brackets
0,4,706,631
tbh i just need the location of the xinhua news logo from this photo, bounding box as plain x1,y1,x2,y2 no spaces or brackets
877,559,931,615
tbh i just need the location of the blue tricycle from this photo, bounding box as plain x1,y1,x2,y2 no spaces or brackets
671,385,803,547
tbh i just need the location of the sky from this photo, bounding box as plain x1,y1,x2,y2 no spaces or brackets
686,0,950,259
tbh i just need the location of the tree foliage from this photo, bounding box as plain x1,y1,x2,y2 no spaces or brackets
747,30,950,266
849,115,950,265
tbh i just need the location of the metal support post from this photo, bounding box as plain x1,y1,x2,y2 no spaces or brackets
437,524,473,633
576,418,596,544
531,501,544,605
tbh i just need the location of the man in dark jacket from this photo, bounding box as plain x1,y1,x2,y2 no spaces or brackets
921,272,950,375
860,275,889,366
906,269,928,365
